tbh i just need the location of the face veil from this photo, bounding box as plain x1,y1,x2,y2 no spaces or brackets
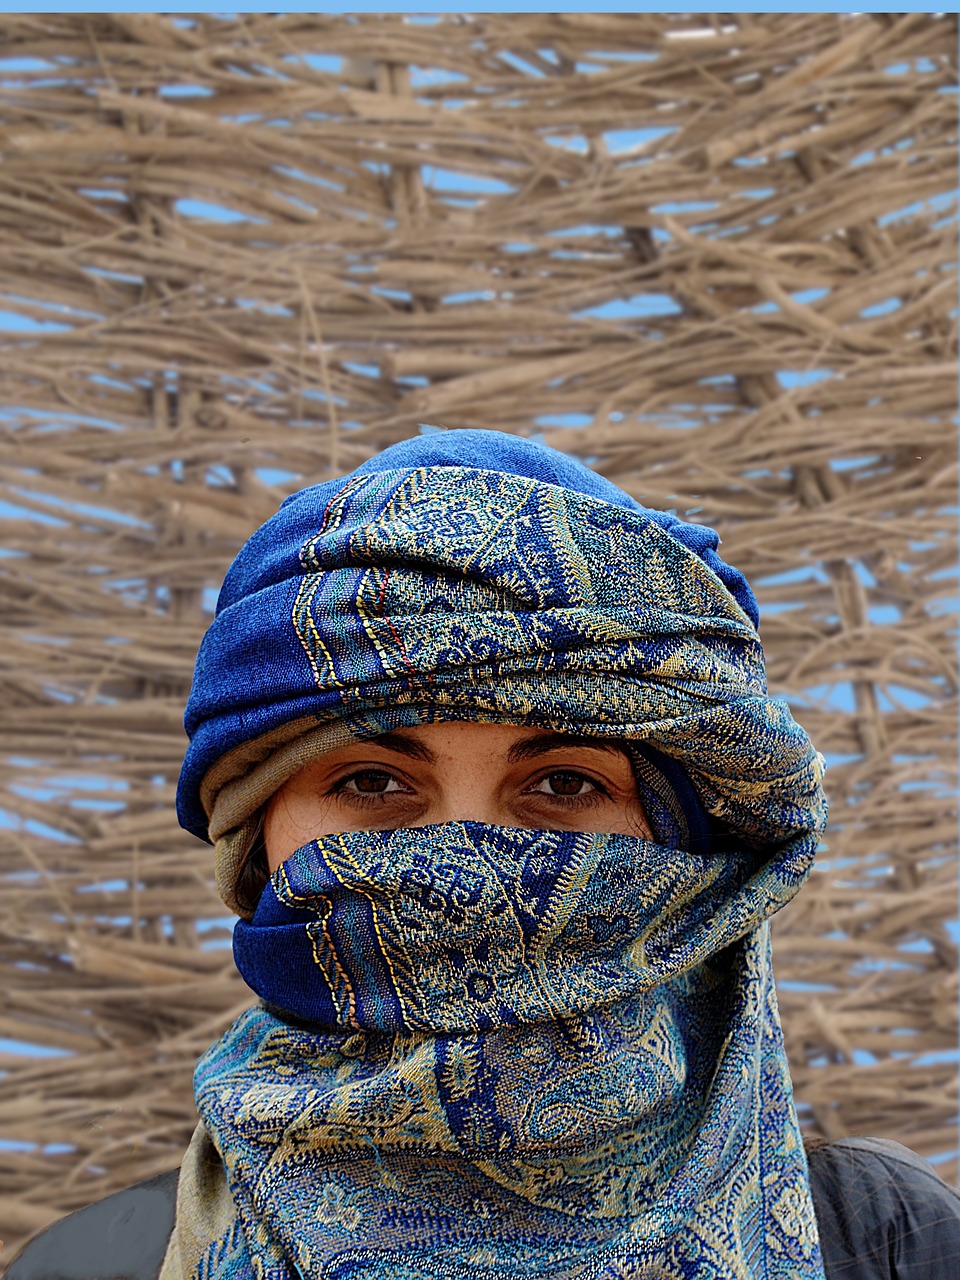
164,432,829,1280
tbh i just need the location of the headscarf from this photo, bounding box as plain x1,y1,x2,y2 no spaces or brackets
162,430,828,1279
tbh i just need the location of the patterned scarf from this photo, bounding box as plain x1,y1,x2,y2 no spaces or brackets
163,434,828,1279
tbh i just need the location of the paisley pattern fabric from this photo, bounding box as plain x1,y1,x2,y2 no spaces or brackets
162,824,824,1279
180,462,815,857
164,437,829,1279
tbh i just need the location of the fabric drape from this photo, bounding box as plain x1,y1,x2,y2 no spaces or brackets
165,434,829,1278
161,822,822,1279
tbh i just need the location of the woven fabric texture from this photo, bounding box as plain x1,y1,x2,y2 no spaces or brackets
177,431,760,847
162,435,829,1277
161,825,824,1279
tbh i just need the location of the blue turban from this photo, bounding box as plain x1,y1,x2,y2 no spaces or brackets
177,430,763,853
164,429,829,1280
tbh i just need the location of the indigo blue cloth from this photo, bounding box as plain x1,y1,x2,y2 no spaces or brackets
233,822,757,1033
179,431,759,843
162,818,826,1278
164,430,830,1278
351,431,759,629
15,1140,960,1279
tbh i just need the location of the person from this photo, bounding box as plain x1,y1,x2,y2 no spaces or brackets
6,430,960,1279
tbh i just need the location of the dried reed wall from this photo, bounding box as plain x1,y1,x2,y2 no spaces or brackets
0,11,957,1262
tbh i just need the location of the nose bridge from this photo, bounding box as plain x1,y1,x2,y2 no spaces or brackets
418,751,505,827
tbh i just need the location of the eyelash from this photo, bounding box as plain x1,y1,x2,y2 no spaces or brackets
531,772,607,807
328,769,608,809
328,771,406,809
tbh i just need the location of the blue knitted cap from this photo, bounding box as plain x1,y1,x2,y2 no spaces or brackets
179,430,759,842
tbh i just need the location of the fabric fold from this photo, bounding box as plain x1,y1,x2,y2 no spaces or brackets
178,462,823,860
164,820,824,1278
168,433,829,1278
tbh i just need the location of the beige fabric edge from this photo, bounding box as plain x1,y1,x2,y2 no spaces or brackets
158,1119,236,1280
215,824,262,922
203,715,364,841
205,716,401,920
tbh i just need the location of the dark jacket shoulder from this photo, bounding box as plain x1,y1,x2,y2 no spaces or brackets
2,1167,179,1280
807,1136,960,1277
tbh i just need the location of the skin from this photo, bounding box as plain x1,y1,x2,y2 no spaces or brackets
263,721,652,872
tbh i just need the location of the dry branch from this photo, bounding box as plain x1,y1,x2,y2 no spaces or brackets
0,12,956,1261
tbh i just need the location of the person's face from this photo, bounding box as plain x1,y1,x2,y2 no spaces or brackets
263,722,652,873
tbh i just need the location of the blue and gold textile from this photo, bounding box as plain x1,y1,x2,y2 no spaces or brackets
177,430,761,845
164,432,828,1279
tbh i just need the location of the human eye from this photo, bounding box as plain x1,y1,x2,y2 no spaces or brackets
528,770,605,806
330,769,409,806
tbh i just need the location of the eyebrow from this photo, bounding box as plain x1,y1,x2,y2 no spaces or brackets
365,731,435,762
368,729,623,765
506,733,624,764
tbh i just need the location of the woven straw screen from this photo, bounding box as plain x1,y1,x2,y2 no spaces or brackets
0,11,956,1261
